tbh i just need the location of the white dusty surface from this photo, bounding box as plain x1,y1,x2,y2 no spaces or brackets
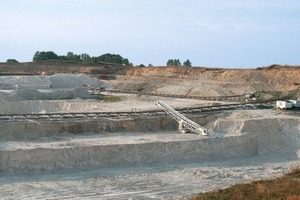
0,74,100,90
0,108,299,199
0,74,106,101
1,159,299,200
0,93,228,114
0,76,299,200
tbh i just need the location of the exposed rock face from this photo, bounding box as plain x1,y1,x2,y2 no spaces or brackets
110,66,300,97
0,113,299,173
1,62,299,97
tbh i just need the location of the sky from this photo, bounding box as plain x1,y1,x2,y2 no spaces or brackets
1,0,300,68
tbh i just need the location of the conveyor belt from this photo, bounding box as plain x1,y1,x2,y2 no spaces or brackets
156,100,208,135
0,101,272,122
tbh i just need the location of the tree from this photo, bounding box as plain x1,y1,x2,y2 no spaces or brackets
123,58,130,66
80,53,91,62
98,53,123,64
183,59,192,67
138,64,145,67
32,51,132,65
174,59,181,66
167,59,181,66
6,59,18,63
167,59,174,66
66,52,80,61
45,51,59,60
33,51,59,61
66,52,74,60
58,55,67,60
33,51,44,61
97,53,130,65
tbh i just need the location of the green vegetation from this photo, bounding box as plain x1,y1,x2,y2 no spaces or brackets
138,64,146,68
183,59,192,67
167,59,192,67
6,59,19,63
191,166,300,200
24,51,196,67
32,51,131,65
167,59,181,66
95,95,122,102
251,90,300,101
33,51,59,61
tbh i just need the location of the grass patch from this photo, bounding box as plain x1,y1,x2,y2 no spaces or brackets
95,95,122,102
191,165,300,200
251,90,300,101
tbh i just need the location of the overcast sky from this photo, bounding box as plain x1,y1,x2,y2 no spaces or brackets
1,0,300,68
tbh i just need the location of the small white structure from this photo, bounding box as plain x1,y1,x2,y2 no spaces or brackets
289,100,300,108
276,101,293,109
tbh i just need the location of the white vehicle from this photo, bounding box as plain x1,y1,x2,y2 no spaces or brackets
276,101,293,109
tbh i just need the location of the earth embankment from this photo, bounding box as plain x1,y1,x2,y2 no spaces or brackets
1,62,299,97
111,66,300,97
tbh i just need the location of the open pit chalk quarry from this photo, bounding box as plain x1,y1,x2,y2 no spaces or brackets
0,74,299,199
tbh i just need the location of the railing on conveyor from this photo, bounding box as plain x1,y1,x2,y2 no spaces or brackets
156,100,208,136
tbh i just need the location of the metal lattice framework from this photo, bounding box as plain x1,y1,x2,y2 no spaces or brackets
156,100,208,136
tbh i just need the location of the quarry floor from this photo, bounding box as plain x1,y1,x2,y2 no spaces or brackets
0,94,299,199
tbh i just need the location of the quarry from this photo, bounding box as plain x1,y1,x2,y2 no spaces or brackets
0,64,299,199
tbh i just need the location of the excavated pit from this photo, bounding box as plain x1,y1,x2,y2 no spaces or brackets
0,74,299,199
0,110,299,199
0,111,299,174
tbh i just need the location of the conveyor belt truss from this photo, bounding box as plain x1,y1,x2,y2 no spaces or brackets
156,100,208,135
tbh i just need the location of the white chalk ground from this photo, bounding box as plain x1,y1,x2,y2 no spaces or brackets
0,108,299,199
1,158,298,200
0,74,105,101
0,93,229,114
0,74,299,200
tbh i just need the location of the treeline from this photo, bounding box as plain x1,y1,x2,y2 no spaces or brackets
32,51,131,66
6,51,193,67
166,59,192,67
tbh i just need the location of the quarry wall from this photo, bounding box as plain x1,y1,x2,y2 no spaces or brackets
0,134,258,172
0,114,215,141
1,63,299,92
0,115,299,173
